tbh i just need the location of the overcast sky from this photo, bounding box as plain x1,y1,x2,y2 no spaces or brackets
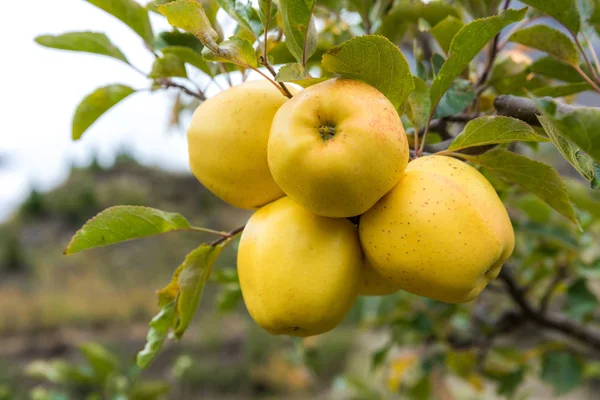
0,0,217,221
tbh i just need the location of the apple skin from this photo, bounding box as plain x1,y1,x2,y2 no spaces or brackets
237,197,362,337
359,155,515,304
268,78,409,218
187,80,294,209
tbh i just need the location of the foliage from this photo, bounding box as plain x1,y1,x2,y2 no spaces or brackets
25,342,170,399
34,0,600,398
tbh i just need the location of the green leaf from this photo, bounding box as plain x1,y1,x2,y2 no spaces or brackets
278,0,317,64
71,84,136,141
509,25,578,64
490,367,525,398
35,32,128,64
535,97,600,163
564,278,598,321
78,343,119,382
161,46,212,76
216,283,243,312
538,115,600,189
405,76,431,131
448,116,546,151
258,0,278,26
153,30,203,53
322,35,414,109
430,8,526,107
377,1,460,44
149,53,187,78
275,63,326,87
520,0,580,33
64,206,191,254
461,0,503,18
565,178,600,217
463,148,579,225
541,351,583,395
201,36,258,68
528,56,584,83
130,381,171,399
430,16,464,54
85,0,153,43
532,82,591,97
433,79,475,119
136,300,177,369
518,222,579,249
217,0,262,37
173,242,230,337
371,343,392,371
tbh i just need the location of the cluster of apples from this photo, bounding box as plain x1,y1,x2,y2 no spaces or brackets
187,78,514,337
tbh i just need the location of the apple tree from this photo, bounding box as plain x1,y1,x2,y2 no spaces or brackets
37,0,600,398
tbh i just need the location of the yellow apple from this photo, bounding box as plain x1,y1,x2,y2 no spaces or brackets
359,155,514,303
237,197,362,336
187,80,294,209
268,78,409,218
359,260,403,296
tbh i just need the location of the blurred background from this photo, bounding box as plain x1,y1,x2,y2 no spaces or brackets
2,0,600,399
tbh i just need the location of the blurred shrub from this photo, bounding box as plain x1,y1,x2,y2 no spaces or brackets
0,227,27,273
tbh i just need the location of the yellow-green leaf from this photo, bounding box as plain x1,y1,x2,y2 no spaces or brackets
174,242,230,338
201,36,258,68
448,116,547,151
430,8,526,107
275,63,326,87
35,32,128,64
158,0,219,47
137,300,177,369
322,35,414,109
64,205,191,254
463,148,579,225
535,97,600,164
509,25,578,65
72,84,136,140
538,115,600,189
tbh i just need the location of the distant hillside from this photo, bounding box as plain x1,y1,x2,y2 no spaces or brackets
0,154,251,334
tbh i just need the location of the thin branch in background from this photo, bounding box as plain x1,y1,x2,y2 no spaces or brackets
499,266,600,350
361,0,372,34
583,29,600,76
219,64,233,87
156,79,206,101
475,0,510,88
572,64,600,94
571,30,600,85
539,264,567,315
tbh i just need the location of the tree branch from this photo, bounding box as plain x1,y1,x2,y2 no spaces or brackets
156,79,206,101
493,95,582,126
539,264,567,315
209,225,245,246
499,266,600,350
